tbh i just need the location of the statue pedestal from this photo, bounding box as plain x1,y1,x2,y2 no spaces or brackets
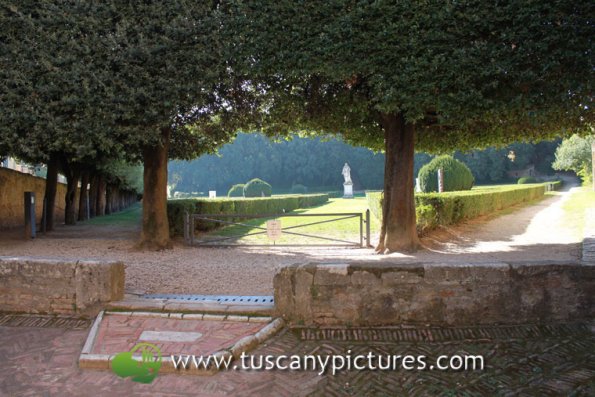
343,183,353,198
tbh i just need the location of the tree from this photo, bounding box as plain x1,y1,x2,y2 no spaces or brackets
553,134,594,184
1,2,255,248
225,1,593,252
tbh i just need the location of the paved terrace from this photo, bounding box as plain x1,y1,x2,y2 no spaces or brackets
0,314,594,396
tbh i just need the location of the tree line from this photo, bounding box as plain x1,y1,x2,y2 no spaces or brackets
169,134,560,194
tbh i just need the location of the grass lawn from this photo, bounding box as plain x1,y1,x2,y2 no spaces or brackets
204,197,379,246
561,186,595,240
82,203,142,226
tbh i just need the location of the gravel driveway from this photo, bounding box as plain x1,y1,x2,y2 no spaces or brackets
0,183,583,295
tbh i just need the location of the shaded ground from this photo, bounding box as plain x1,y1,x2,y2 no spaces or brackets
1,320,593,396
0,180,584,295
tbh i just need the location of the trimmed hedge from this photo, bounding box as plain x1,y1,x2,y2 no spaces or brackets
244,178,272,197
366,182,561,234
228,184,245,197
418,155,474,193
168,194,329,236
517,177,538,184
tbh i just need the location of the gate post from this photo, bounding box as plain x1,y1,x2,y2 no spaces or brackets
365,209,372,247
24,192,36,239
183,211,189,243
359,213,363,247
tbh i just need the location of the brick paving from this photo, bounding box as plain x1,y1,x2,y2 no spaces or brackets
1,320,594,396
91,314,265,357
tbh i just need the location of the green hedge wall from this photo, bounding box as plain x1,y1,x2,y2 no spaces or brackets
366,182,561,234
168,194,329,236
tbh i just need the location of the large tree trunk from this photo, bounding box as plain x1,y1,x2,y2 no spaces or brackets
96,175,106,216
88,173,98,218
139,127,171,250
64,166,80,225
376,113,420,253
42,153,59,231
78,171,90,221
105,184,112,215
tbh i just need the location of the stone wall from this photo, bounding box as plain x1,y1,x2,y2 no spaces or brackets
274,262,595,326
0,256,125,315
0,167,71,229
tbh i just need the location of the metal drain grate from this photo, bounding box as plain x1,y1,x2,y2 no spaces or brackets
142,294,274,305
0,314,92,329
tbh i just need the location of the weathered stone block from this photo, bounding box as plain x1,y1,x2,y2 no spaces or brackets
0,256,125,315
274,261,595,326
313,264,351,286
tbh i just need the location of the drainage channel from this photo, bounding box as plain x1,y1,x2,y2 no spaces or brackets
142,294,274,305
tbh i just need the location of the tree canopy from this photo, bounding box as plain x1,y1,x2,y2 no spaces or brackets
223,0,594,252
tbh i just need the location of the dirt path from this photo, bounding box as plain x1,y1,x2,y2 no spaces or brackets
0,180,583,295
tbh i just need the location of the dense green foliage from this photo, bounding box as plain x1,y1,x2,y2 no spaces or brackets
455,140,560,183
418,155,474,193
0,1,258,236
0,1,247,163
517,177,538,184
244,178,272,197
367,182,561,234
169,133,388,193
227,184,245,197
552,135,594,184
167,194,329,236
224,1,592,150
291,184,308,194
169,133,560,194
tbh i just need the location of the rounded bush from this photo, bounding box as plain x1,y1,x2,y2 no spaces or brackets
418,155,474,193
291,184,308,194
227,184,245,197
244,178,272,197
517,176,538,184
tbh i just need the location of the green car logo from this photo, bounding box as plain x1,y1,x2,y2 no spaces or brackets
112,343,162,384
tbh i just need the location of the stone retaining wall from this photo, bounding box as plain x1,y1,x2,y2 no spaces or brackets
0,257,125,315
274,261,595,326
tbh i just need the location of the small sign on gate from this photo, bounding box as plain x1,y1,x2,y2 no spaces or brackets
266,220,282,240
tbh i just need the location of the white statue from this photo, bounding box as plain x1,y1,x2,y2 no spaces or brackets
342,162,352,185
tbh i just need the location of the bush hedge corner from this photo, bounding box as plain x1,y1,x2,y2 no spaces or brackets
418,155,474,193
244,178,272,197
517,176,538,184
228,184,245,197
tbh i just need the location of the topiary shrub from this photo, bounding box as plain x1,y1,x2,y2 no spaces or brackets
517,176,538,184
291,184,308,194
418,155,474,193
244,178,272,197
228,184,245,197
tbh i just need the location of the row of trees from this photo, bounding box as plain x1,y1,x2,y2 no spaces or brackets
1,2,256,248
170,133,386,193
2,2,591,252
170,133,561,194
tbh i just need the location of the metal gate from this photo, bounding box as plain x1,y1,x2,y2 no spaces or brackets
183,210,372,248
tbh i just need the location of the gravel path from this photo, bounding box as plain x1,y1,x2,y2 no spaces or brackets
0,180,583,295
